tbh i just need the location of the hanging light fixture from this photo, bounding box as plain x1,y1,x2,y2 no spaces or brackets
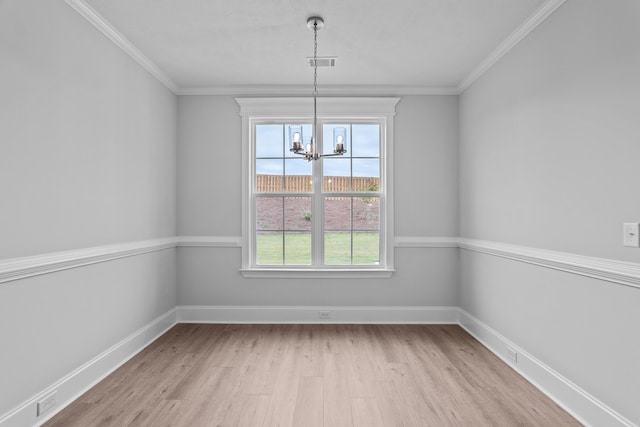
289,16,347,161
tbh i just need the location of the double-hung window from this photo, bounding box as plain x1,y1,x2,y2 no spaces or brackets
237,97,399,278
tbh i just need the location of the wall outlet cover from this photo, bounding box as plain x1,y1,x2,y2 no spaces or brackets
623,223,640,247
37,391,57,416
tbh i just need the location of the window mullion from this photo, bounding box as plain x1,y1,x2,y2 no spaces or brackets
312,123,323,267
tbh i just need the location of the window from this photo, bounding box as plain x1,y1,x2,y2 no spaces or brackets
237,98,399,278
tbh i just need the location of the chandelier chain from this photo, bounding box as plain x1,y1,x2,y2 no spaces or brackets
313,21,318,97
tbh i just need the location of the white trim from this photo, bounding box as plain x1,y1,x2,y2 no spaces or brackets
458,309,635,427
239,268,395,279
457,0,567,93
237,97,399,275
63,0,566,97
63,0,179,94
458,238,640,290
2,306,632,426
0,309,178,427
5,235,637,290
394,236,458,248
235,97,400,117
176,235,242,247
0,238,176,285
178,85,457,96
177,305,458,324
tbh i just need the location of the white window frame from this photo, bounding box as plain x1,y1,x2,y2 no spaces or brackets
236,97,399,278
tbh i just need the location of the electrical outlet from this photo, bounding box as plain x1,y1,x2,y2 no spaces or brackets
318,311,331,320
37,391,57,416
623,223,640,247
506,346,518,364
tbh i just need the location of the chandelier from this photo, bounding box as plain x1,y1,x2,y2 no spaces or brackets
289,17,347,161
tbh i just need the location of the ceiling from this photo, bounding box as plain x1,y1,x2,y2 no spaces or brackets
74,0,561,94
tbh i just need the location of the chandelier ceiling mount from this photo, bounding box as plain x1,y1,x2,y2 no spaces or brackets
289,16,347,161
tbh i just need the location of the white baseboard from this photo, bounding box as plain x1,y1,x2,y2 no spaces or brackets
177,305,459,324
458,309,635,427
0,308,177,427
3,306,632,427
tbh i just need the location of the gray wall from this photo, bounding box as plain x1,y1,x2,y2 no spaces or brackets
459,0,640,423
0,0,177,416
4,0,637,424
176,95,459,306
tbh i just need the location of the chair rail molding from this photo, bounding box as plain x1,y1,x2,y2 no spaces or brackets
3,235,638,290
0,237,176,284
458,238,640,290
176,235,242,247
394,236,459,248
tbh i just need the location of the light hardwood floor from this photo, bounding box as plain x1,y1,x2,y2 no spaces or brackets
44,324,581,426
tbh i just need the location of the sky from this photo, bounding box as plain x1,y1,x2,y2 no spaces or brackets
255,123,380,178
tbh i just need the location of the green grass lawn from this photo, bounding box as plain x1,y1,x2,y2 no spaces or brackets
257,232,379,265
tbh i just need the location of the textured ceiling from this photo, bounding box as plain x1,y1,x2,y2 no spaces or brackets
80,0,549,92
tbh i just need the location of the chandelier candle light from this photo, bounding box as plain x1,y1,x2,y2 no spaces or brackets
289,17,347,161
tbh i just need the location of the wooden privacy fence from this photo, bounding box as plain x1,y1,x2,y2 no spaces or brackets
257,175,379,193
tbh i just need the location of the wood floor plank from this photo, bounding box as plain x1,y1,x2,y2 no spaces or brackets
351,397,385,427
323,352,353,427
261,336,304,427
292,376,323,427
44,324,582,427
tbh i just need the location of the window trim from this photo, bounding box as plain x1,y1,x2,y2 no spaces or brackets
236,97,399,278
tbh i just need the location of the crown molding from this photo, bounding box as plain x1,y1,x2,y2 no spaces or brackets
457,0,567,93
64,0,180,94
64,0,565,97
176,85,459,96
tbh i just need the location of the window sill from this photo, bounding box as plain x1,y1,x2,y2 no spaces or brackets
239,268,395,279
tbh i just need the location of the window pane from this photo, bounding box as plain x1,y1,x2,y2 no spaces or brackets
286,124,312,158
324,231,351,265
256,124,284,158
256,159,283,193
323,158,350,192
352,159,379,192
256,197,282,230
324,197,351,231
285,232,311,265
353,197,379,230
352,124,379,157
353,232,380,265
284,196,311,264
251,116,387,270
257,232,283,265
285,197,311,231
323,124,350,155
324,197,380,265
284,159,312,192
